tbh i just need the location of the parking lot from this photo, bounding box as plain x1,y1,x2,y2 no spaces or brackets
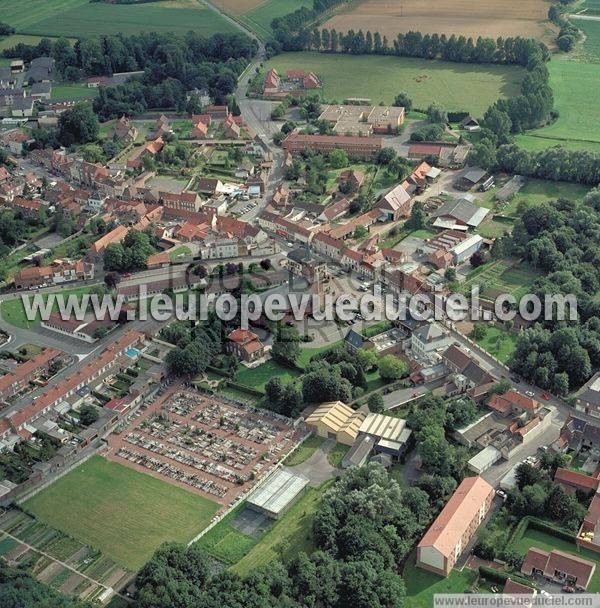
106,384,301,505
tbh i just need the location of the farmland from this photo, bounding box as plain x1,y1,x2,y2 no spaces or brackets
573,18,600,63
240,0,313,39
24,456,219,571
322,0,556,46
263,52,524,114
515,60,600,152
1,0,238,38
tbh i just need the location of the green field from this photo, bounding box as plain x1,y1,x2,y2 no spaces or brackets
231,483,331,576
234,359,300,391
515,59,600,151
4,0,238,38
0,285,99,329
297,340,343,369
24,456,219,570
472,324,517,364
573,17,600,62
403,552,478,608
490,178,590,216
240,0,312,39
51,84,97,101
263,52,525,115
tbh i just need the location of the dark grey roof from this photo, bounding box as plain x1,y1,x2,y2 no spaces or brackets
433,198,485,225
287,247,312,265
342,435,374,468
30,57,55,70
345,329,364,349
460,116,479,127
0,68,12,80
413,322,446,344
461,361,494,387
31,82,51,95
463,168,487,184
12,96,34,110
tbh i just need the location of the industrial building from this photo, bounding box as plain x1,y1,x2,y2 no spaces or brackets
246,469,309,519
305,401,366,445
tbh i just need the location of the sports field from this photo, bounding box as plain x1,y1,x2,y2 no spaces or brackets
263,52,524,114
323,0,555,46
1,0,237,38
515,59,600,152
24,456,219,571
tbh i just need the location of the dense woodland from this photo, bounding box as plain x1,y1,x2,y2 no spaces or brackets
501,189,600,392
134,464,433,608
2,32,256,118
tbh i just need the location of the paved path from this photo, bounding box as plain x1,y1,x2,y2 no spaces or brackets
285,438,338,487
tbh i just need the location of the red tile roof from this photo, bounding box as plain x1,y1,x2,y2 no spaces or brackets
555,467,600,492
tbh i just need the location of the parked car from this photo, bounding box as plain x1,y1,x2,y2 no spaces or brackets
562,585,575,593
510,376,521,383
525,390,535,397
541,392,550,401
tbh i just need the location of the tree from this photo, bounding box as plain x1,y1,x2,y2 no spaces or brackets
470,250,487,267
427,103,448,124
265,377,284,403
515,462,541,490
79,404,99,426
377,355,407,381
367,392,384,413
329,148,348,169
272,325,301,366
104,271,121,290
356,348,378,371
405,201,426,230
57,103,99,146
260,258,272,271
376,147,396,165
444,267,456,282
393,91,412,112
470,324,486,341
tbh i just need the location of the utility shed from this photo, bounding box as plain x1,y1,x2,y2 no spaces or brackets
247,469,309,519
467,445,502,474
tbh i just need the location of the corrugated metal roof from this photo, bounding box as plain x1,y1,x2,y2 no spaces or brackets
359,413,406,442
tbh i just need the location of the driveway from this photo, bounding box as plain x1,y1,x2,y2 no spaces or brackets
285,438,339,487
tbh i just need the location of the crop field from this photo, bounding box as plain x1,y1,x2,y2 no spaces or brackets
24,456,219,571
572,17,600,62
3,0,237,38
322,0,556,46
239,0,313,39
514,59,600,152
263,52,524,114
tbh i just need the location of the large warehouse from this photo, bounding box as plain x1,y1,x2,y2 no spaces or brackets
305,401,366,445
246,469,309,519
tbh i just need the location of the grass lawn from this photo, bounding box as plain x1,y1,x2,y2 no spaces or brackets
297,341,342,369
51,84,97,102
262,52,524,114
327,442,350,468
495,178,590,217
169,245,192,262
234,359,300,391
0,285,99,330
472,324,517,364
475,216,514,239
513,527,600,592
231,482,332,576
404,552,478,608
0,34,74,52
195,502,260,566
24,456,219,571
284,434,325,466
514,59,600,152
240,0,313,39
17,0,238,37
572,17,600,63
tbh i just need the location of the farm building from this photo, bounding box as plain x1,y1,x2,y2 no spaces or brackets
455,168,488,191
432,197,490,230
416,476,494,576
449,234,484,264
246,469,309,519
305,401,366,445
